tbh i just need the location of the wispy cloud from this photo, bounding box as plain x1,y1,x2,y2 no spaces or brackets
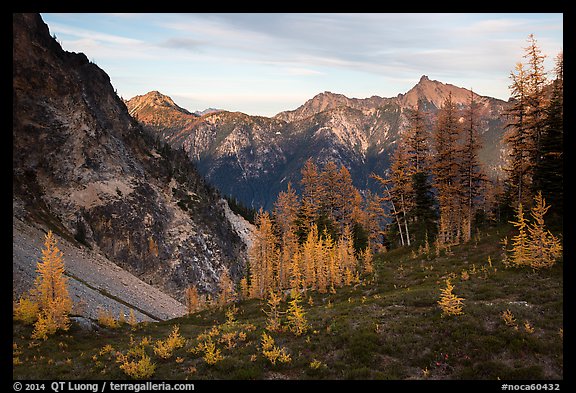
48,22,143,45
41,12,563,117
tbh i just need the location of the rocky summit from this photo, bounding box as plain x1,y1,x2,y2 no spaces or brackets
12,13,250,318
127,76,508,211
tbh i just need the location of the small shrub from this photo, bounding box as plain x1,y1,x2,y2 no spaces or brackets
116,336,156,379
97,308,119,329
501,309,517,328
260,332,291,366
437,279,464,316
199,336,223,365
119,354,156,379
13,297,39,325
31,312,58,340
286,290,308,336
523,321,535,334
153,325,185,359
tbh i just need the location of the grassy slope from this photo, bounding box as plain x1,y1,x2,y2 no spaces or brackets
12,225,563,380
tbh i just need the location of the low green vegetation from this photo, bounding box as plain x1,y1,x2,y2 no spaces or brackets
12,226,562,380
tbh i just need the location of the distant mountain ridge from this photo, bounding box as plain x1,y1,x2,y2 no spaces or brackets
194,107,223,116
126,76,509,211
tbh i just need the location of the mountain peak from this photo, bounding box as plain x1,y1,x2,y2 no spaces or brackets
126,91,194,117
400,75,481,109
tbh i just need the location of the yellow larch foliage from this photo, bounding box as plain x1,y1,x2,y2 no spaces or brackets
260,332,291,365
153,325,185,359
97,308,120,329
198,336,223,365
506,192,562,269
218,266,236,306
128,309,138,328
13,296,39,325
508,203,533,267
501,309,517,328
186,284,200,314
239,277,250,300
263,291,283,332
31,311,58,340
437,279,464,316
117,339,156,380
273,182,300,290
286,289,308,336
315,232,329,293
527,192,562,269
32,231,73,336
360,245,374,275
248,210,278,299
301,224,318,291
289,249,303,291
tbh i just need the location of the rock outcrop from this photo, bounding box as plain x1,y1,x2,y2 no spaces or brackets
13,13,248,316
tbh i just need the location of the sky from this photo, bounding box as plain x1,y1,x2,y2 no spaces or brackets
40,13,563,117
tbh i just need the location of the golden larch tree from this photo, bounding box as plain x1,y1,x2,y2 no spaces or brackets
186,285,201,314
508,203,532,267
527,192,561,268
218,266,236,306
286,289,308,336
273,182,300,290
437,278,464,316
248,210,279,299
32,230,73,339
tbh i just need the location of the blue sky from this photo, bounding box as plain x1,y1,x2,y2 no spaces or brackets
41,13,563,117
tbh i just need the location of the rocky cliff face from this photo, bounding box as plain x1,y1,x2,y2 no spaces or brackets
13,13,248,307
128,78,508,210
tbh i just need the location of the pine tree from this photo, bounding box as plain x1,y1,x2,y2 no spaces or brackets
533,52,563,217
503,34,549,208
432,92,463,245
459,89,487,242
335,165,361,231
372,135,413,247
504,62,533,207
411,171,437,244
405,106,429,173
523,34,548,172
320,161,341,225
32,231,72,337
300,159,323,231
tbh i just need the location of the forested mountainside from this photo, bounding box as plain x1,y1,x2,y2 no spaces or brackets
127,76,508,210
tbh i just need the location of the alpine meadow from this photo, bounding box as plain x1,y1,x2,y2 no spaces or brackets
13,13,564,385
